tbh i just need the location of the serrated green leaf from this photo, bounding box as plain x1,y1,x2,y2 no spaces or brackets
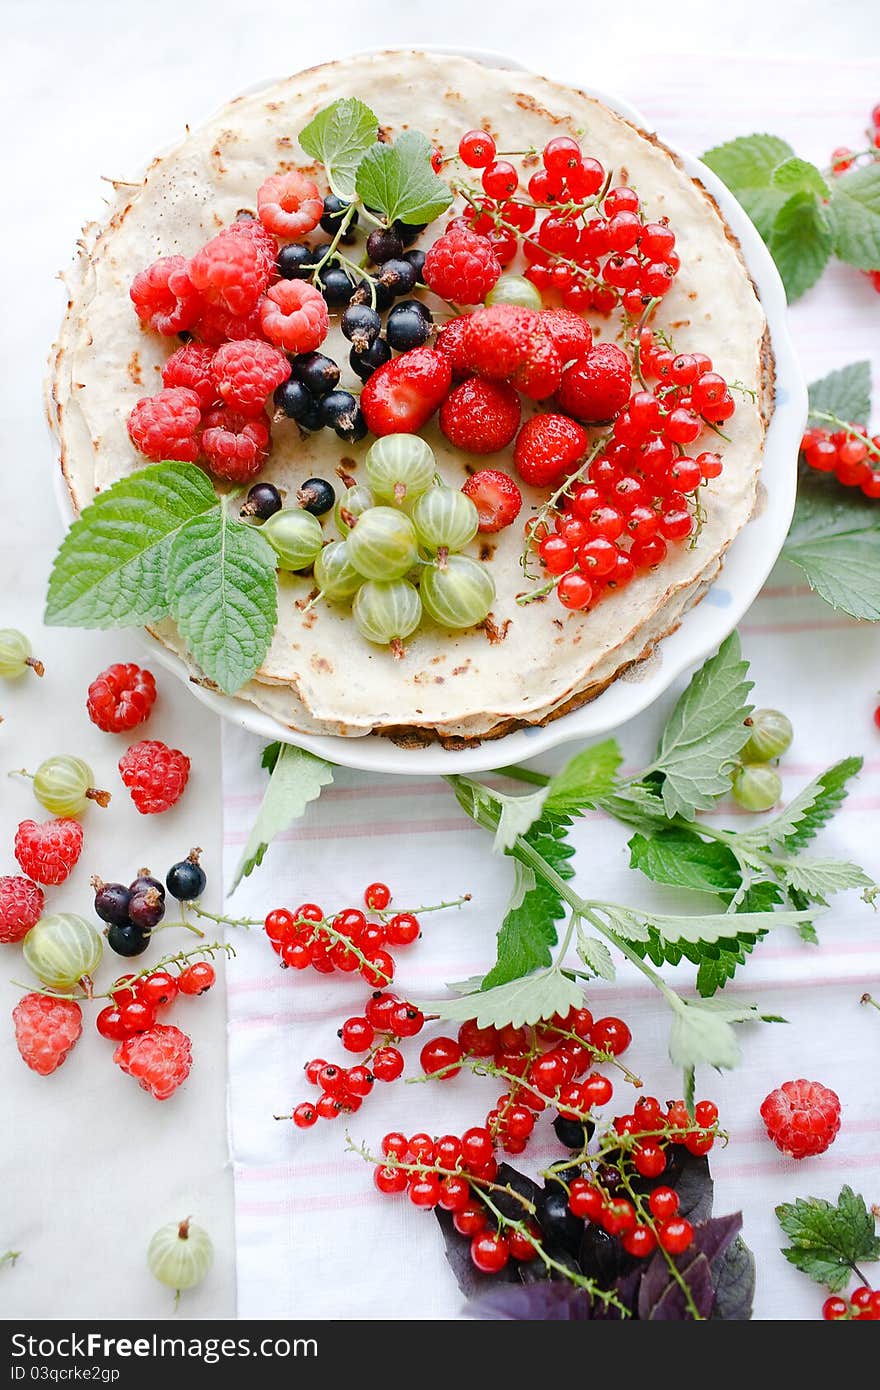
652,633,754,818
777,1186,880,1292
827,164,880,269
768,192,832,301
481,818,575,988
229,744,334,893
166,503,278,694
604,904,813,946
576,929,616,981
356,130,453,226
492,787,548,852
417,967,583,1030
772,157,830,198
299,97,379,199
783,857,874,902
701,134,794,238
629,831,742,895
785,532,880,619
626,923,765,996
45,462,218,628
542,739,623,817
739,757,863,852
668,997,767,1071
506,860,536,914
807,360,872,428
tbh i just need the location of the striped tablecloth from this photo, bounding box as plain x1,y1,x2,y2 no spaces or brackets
222,53,880,1320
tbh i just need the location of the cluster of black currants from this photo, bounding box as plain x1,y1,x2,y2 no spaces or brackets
240,478,336,522
92,851,207,958
274,349,367,444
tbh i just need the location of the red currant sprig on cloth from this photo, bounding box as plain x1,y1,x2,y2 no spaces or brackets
800,422,880,498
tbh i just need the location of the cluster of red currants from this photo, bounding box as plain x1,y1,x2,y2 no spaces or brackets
95,952,215,1042
455,131,680,314
800,424,880,498
830,101,880,295
823,1287,880,1320
263,881,420,985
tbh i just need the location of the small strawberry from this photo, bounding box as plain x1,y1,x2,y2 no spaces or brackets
512,331,563,401
360,347,452,437
13,993,83,1075
514,414,589,487
435,316,472,379
14,819,84,886
439,379,521,454
558,343,633,423
114,1024,193,1100
540,308,592,364
461,469,523,533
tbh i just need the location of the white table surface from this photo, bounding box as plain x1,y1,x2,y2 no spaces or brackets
2,0,877,1321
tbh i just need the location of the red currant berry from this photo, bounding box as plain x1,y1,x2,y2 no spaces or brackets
96,1006,128,1041
458,129,496,168
482,160,518,198
543,135,581,176
420,1036,464,1077
317,1063,348,1095
315,1092,342,1120
386,912,420,946
407,1133,435,1163
528,168,564,204
365,991,399,1030
540,534,575,575
345,1066,374,1098
265,908,295,942
364,882,391,910
328,940,359,972
660,506,693,542
665,408,701,445
293,1101,317,1129
382,1131,408,1158
658,1217,695,1254
361,948,395,986
293,902,324,925
639,222,676,260
281,940,311,970
495,1024,528,1053
694,1100,719,1127
409,1174,442,1208
505,1105,536,1140
633,1141,667,1178
140,970,179,1008
630,535,667,569
339,1016,375,1052
566,157,604,199
602,1198,637,1236
590,1017,632,1056
684,1129,715,1156
581,1072,613,1106
502,200,536,232
374,1164,408,1194
622,1225,658,1258
461,1126,494,1170
453,1203,488,1236
119,999,155,1033
578,536,619,577
389,1002,424,1038
435,1135,463,1167
641,262,676,297
568,1181,604,1221
470,1231,510,1273
850,1286,874,1312
528,1051,568,1095
304,1057,327,1086
371,1046,404,1082
557,572,593,610
439,1175,471,1211
178,961,216,995
458,1018,498,1057
822,1296,850,1320
649,1186,679,1220
508,1222,541,1261
697,450,723,480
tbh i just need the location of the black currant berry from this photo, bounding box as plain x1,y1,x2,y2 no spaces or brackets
319,194,358,242
107,921,151,957
351,278,394,312
166,849,207,902
277,243,320,279
128,888,165,931
393,218,427,247
349,338,392,382
291,352,341,397
403,248,426,281
275,377,312,422
318,264,355,306
129,872,165,900
319,390,367,443
341,304,382,353
377,258,417,298
366,227,404,264
297,478,335,516
386,301,433,351
538,1188,584,1254
553,1115,596,1150
91,878,131,927
241,482,283,521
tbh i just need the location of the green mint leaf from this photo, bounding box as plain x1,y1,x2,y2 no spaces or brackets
785,531,880,619
448,775,501,833
492,787,549,852
772,157,830,198
788,462,876,547
542,739,623,817
628,830,742,895
356,130,453,226
596,781,670,831
827,165,880,269
45,462,217,628
783,857,874,903
261,741,282,773
738,757,863,852
481,817,575,988
807,359,873,429
777,1186,880,1292
614,905,813,945
166,502,278,694
768,192,832,301
299,97,379,200
417,966,583,1030
229,744,334,893
701,134,794,238
628,924,765,996
668,997,769,1072
576,929,616,981
651,633,754,818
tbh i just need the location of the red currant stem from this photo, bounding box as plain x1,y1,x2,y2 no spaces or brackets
519,437,609,584
454,186,610,293
516,572,565,605
376,892,472,923
823,148,878,174
808,412,880,463
630,296,663,388
705,420,733,445
188,904,260,930
543,1023,643,1087
308,202,359,283
93,941,235,1000
618,1168,704,1320
407,1053,606,1126
861,993,880,1013
154,918,205,938
10,979,86,1002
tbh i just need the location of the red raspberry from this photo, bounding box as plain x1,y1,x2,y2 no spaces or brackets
513,331,563,401
13,993,83,1076
14,819,84,887
113,1023,192,1100
259,279,329,353
118,740,190,815
439,378,521,454
211,339,290,416
435,316,472,379
161,343,217,407
130,256,202,335
0,876,44,943
424,228,502,305
190,230,269,317
514,414,589,487
201,405,271,483
461,469,523,533
360,347,452,436
558,343,633,423
257,171,323,239
127,387,202,463
191,301,266,347
225,217,279,282
760,1079,841,1159
460,305,537,380
87,662,157,733
540,308,593,364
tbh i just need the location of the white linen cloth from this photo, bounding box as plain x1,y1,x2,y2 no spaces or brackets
220,50,880,1320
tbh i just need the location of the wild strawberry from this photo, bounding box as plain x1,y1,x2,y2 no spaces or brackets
14,819,84,886
189,229,269,317
211,339,290,416
514,414,589,487
439,379,521,454
201,406,271,483
259,279,329,354
513,332,562,401
760,1079,841,1159
540,308,593,364
113,1023,193,1100
118,740,190,815
460,305,538,380
257,171,323,239
360,347,452,436
461,469,522,533
130,256,202,335
423,227,501,305
0,876,44,943
13,993,83,1076
161,343,218,407
87,663,157,733
558,343,633,423
127,387,202,463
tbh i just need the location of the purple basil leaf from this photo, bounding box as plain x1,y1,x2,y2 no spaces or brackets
690,1211,743,1264
711,1235,756,1320
467,1282,596,1320
670,1152,714,1223
638,1213,743,1321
